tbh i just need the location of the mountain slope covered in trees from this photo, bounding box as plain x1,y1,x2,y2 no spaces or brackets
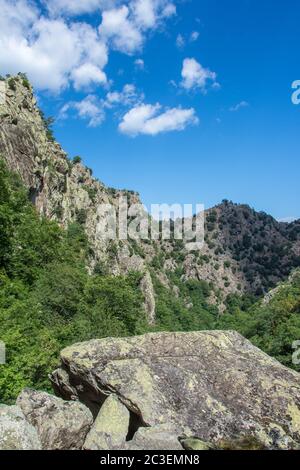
1,75,300,403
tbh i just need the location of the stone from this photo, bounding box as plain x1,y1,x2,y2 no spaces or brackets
0,81,6,105
17,389,93,450
181,437,214,450
51,331,300,450
125,424,183,450
140,271,156,324
83,394,129,450
0,404,41,450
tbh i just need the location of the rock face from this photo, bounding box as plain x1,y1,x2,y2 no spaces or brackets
0,75,156,322
17,389,93,450
0,405,41,450
83,394,129,450
51,331,300,450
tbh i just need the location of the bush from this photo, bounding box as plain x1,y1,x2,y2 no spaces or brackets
73,156,82,164
8,78,16,91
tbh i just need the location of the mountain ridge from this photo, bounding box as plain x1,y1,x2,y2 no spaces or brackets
1,74,300,313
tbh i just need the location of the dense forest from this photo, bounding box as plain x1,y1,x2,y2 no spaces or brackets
1,159,300,403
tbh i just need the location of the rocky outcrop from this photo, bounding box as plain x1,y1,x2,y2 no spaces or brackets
17,389,93,450
1,75,300,315
51,331,300,450
140,271,156,324
0,404,41,450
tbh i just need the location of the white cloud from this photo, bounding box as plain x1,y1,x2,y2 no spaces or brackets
99,5,143,53
134,58,145,69
71,63,107,90
0,0,108,92
45,0,116,17
176,34,185,49
180,58,218,92
105,83,144,107
119,103,198,136
190,31,199,42
60,83,144,126
132,0,156,28
60,95,105,127
229,101,249,112
99,0,177,54
0,0,176,91
162,2,176,17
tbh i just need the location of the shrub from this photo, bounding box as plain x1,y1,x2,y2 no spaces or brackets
73,156,82,164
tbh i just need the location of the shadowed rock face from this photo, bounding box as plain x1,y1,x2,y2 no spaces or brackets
51,331,300,450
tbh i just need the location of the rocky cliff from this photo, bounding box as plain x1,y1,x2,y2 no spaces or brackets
1,74,300,315
1,331,300,450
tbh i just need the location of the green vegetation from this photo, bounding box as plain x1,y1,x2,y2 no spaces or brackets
38,110,55,142
216,273,300,372
72,156,82,164
8,78,17,91
1,159,300,406
0,160,147,403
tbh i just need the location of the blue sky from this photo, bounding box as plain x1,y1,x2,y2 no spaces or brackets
1,1,300,220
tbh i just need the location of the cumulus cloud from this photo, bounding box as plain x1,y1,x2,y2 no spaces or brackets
0,0,177,91
99,0,177,54
105,83,144,107
60,95,105,127
119,103,198,136
60,83,144,126
99,5,143,53
71,63,107,90
180,58,219,92
0,0,108,92
229,101,249,112
45,0,115,17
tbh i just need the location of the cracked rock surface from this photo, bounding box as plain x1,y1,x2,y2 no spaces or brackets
0,404,41,450
17,389,93,450
51,331,300,450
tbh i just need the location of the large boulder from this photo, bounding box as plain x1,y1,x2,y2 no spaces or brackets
83,394,129,450
51,331,300,450
17,389,93,450
0,405,41,450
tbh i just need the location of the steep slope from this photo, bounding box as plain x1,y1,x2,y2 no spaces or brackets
179,201,300,296
1,74,300,312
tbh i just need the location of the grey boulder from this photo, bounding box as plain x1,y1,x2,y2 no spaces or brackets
0,404,41,450
17,389,93,450
83,394,129,450
51,331,300,450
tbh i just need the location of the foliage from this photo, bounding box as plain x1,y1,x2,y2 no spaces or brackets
216,273,300,371
1,159,300,406
72,156,82,164
38,110,55,142
0,160,146,402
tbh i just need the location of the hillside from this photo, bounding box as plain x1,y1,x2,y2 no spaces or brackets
1,74,300,312
1,74,300,403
